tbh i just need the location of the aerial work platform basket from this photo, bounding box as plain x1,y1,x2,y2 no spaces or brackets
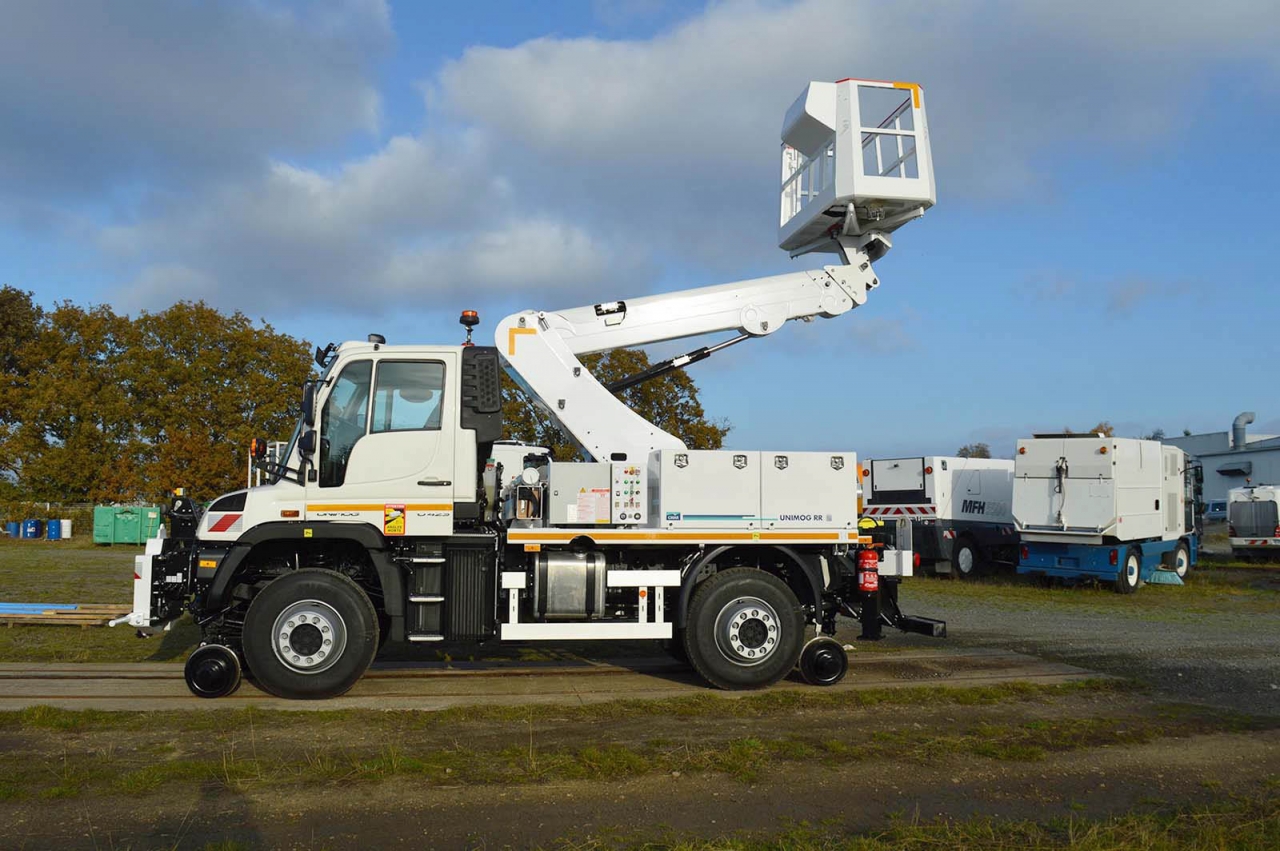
779,78,935,255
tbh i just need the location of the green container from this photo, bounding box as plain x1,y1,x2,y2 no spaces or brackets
93,505,163,545
93,506,116,544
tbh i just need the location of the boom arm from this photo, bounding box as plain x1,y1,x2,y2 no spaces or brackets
495,232,889,462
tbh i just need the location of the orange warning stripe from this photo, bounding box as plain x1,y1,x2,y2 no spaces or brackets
307,504,452,512
507,326,537,355
505,530,860,544
892,81,922,108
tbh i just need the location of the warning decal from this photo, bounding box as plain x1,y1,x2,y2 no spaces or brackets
383,504,406,536
575,487,611,524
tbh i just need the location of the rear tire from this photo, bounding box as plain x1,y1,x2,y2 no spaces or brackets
1115,548,1141,594
684,568,804,690
1171,542,1191,579
242,569,379,700
952,539,980,580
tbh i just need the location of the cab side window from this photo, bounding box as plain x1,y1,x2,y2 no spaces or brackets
319,360,372,488
371,361,445,433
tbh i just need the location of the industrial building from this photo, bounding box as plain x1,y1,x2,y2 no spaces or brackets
1165,412,1280,504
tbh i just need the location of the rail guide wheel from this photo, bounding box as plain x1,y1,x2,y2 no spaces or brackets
798,635,848,686
184,644,243,698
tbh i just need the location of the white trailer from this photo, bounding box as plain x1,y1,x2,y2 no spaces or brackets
1228,485,1280,560
863,456,1016,578
1014,434,1198,592
116,78,945,699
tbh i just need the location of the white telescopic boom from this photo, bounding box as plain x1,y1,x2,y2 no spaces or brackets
496,233,886,462
495,77,935,463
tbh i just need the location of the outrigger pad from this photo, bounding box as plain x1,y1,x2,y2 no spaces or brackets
897,615,947,638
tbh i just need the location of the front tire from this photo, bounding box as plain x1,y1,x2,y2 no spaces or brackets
1171,542,1191,579
1115,548,1141,594
952,539,981,580
684,568,804,690
242,569,379,700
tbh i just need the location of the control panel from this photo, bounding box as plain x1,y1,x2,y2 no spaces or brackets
611,462,648,524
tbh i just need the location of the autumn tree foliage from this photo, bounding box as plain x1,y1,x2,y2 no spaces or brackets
1,288,730,501
1063,422,1115,437
0,289,311,503
955,442,991,459
502,348,730,459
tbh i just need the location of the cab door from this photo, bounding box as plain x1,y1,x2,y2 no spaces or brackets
309,353,457,537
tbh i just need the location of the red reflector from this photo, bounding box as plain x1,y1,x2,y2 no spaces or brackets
1019,545,1028,561
1109,549,1118,566
913,552,921,568
133,572,141,580
924,465,933,475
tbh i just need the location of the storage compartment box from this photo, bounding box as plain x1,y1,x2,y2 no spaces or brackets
653,450,763,528
760,451,857,529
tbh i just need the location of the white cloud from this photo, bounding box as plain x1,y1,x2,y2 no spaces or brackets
106,135,642,314
434,0,1280,266
0,0,391,198
67,0,1280,318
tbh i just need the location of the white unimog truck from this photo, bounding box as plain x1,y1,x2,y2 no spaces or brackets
1228,485,1280,560
115,79,946,699
1014,434,1201,592
863,456,1017,578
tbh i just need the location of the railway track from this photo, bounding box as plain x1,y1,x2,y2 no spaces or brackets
0,648,1097,712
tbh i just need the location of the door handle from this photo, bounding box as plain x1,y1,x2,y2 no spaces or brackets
418,480,452,486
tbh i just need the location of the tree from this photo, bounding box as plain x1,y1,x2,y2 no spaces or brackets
1064,421,1115,437
0,286,44,481
956,442,991,459
502,348,730,459
1,299,313,503
2,301,136,502
124,302,313,500
1141,428,1166,441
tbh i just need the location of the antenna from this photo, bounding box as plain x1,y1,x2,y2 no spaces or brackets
779,79,935,258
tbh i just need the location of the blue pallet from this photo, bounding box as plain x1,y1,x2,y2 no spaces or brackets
0,602,79,614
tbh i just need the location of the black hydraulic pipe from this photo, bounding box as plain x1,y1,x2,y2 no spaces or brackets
606,334,751,393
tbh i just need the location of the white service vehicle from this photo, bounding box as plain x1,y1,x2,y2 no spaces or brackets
1227,485,1280,560
115,79,945,699
1014,435,1199,592
863,456,1016,579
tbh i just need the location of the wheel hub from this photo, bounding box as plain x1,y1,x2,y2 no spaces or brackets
714,596,780,666
272,600,346,674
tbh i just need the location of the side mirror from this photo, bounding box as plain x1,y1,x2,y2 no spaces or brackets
302,381,316,427
298,429,317,457
1194,468,1204,485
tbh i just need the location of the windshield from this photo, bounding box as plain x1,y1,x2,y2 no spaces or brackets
267,418,303,486
267,358,334,486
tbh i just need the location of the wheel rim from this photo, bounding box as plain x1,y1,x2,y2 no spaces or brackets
713,596,781,667
1174,549,1188,578
272,599,347,675
1125,554,1140,587
957,546,974,574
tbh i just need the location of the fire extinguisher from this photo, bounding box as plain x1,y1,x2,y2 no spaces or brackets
857,548,880,593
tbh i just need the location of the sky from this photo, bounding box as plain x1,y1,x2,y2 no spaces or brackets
3,0,1279,459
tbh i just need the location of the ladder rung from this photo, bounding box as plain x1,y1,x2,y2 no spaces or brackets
407,634,445,642
408,595,445,603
